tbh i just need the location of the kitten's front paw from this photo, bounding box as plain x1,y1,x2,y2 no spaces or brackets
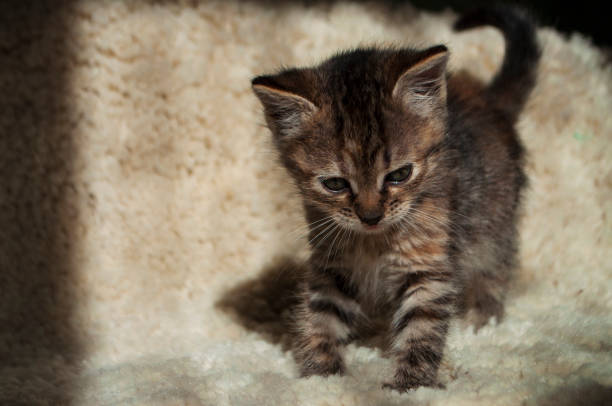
382,369,444,393
298,352,345,377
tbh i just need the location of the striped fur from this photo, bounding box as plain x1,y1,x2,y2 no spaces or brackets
253,6,539,392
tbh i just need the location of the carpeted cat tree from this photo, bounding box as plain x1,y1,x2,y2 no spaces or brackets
1,1,610,405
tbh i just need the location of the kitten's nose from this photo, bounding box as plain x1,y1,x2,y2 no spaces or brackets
355,190,383,226
359,211,383,226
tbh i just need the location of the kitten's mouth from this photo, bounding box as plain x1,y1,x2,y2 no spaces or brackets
361,223,385,233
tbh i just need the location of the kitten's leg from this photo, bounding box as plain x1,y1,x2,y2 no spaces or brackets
384,268,457,391
460,237,517,330
463,268,509,330
294,267,363,377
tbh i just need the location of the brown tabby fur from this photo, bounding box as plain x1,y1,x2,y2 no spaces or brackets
251,6,540,392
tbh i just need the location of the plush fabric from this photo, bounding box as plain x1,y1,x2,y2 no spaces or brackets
1,1,610,405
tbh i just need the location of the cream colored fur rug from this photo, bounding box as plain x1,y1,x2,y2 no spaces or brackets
1,1,610,405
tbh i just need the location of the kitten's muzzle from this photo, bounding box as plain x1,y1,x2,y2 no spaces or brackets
358,211,383,226
354,192,384,226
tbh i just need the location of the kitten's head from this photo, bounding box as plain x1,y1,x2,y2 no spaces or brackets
252,45,450,234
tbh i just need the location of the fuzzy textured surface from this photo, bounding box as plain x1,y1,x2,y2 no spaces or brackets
1,1,611,405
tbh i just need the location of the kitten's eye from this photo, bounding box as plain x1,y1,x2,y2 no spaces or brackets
385,164,413,184
321,177,349,192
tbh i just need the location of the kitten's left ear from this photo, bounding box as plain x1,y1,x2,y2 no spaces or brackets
392,45,449,115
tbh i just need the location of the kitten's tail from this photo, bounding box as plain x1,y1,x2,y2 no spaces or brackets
454,5,541,122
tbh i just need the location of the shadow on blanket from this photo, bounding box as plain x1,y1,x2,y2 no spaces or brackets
216,257,395,354
536,380,612,406
215,257,304,351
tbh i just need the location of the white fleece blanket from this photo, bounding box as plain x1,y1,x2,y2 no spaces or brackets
1,1,610,405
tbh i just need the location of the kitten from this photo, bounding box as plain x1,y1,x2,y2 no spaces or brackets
252,5,539,392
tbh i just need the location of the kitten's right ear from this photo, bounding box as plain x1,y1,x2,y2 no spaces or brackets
252,71,318,139
392,45,449,116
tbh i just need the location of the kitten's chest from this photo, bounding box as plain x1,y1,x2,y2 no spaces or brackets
344,238,405,311
343,231,444,311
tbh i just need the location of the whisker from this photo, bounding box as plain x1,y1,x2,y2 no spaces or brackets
405,207,467,234
341,226,352,258
299,217,335,236
410,212,448,230
322,224,342,270
333,226,349,263
312,222,338,253
291,218,336,244
308,221,336,247
417,214,464,234
287,215,334,237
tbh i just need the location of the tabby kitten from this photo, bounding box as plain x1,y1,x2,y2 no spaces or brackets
252,6,539,391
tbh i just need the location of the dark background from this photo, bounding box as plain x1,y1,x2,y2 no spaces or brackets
398,0,611,47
